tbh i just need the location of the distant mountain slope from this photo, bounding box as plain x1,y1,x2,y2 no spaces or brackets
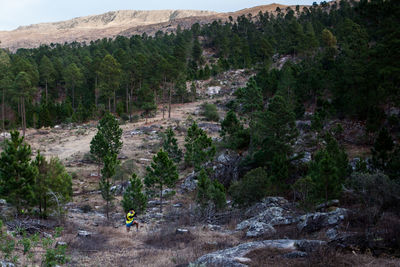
0,4,306,51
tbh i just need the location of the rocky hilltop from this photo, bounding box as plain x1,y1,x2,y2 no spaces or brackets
0,4,300,51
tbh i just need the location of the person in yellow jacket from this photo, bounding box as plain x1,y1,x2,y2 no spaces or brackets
126,209,139,232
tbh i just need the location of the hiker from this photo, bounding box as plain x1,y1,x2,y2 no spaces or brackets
126,209,139,232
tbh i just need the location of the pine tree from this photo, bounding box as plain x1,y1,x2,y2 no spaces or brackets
229,167,269,206
90,112,123,165
162,127,182,164
122,173,147,214
63,63,83,110
220,110,250,150
196,169,212,210
372,128,394,171
210,179,226,211
90,112,122,218
100,153,118,219
0,131,37,213
192,38,203,63
235,78,263,113
196,169,226,212
34,152,72,217
250,95,298,167
14,72,34,137
309,134,349,202
39,55,55,104
98,54,121,112
144,150,178,213
184,121,216,171
137,84,156,122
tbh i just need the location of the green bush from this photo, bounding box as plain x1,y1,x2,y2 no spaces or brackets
201,103,219,122
196,169,226,211
229,167,270,206
346,172,400,211
122,173,147,214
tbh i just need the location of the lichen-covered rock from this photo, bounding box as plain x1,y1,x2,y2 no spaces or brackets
180,172,198,192
77,230,92,237
326,228,338,240
237,197,298,237
244,197,290,218
195,239,326,267
246,222,276,237
211,150,241,186
316,199,340,211
297,208,347,233
238,206,297,230
0,261,15,267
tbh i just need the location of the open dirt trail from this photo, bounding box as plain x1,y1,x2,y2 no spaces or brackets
24,98,219,162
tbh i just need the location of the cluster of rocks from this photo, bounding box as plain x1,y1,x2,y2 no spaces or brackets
190,197,350,266
0,260,15,267
189,69,255,98
198,122,221,133
236,197,298,238
129,124,161,136
235,197,347,239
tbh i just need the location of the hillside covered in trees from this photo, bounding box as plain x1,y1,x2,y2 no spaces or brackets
0,0,397,133
0,0,399,266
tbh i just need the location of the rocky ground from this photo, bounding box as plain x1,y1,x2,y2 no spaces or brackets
1,71,399,266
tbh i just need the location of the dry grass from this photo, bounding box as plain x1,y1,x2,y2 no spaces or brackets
246,246,400,267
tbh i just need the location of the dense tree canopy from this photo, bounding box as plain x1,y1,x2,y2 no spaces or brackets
0,0,397,131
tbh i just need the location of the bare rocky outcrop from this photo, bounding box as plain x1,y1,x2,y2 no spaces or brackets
236,197,348,238
236,197,298,237
297,208,348,233
195,239,326,266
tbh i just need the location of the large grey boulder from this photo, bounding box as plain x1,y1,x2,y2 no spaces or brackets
212,150,241,186
180,171,198,192
237,197,298,237
246,222,276,237
195,239,325,267
237,206,297,231
244,197,290,218
297,208,347,233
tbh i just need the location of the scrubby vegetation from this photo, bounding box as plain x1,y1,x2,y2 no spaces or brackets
0,0,399,265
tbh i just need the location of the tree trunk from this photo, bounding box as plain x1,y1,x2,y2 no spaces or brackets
2,88,5,143
154,88,157,108
45,80,48,104
22,97,26,137
106,199,109,220
113,90,116,113
95,76,99,108
108,97,111,113
72,85,75,110
130,86,133,122
168,84,172,119
159,184,163,213
162,77,166,120
126,86,129,116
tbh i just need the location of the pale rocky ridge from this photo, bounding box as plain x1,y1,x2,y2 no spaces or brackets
0,3,306,51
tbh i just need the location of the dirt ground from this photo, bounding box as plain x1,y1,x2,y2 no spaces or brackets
15,97,234,266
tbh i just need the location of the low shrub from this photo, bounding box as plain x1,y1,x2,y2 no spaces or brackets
229,167,270,207
201,103,219,122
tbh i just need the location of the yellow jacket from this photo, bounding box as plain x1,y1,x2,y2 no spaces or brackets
126,210,135,224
